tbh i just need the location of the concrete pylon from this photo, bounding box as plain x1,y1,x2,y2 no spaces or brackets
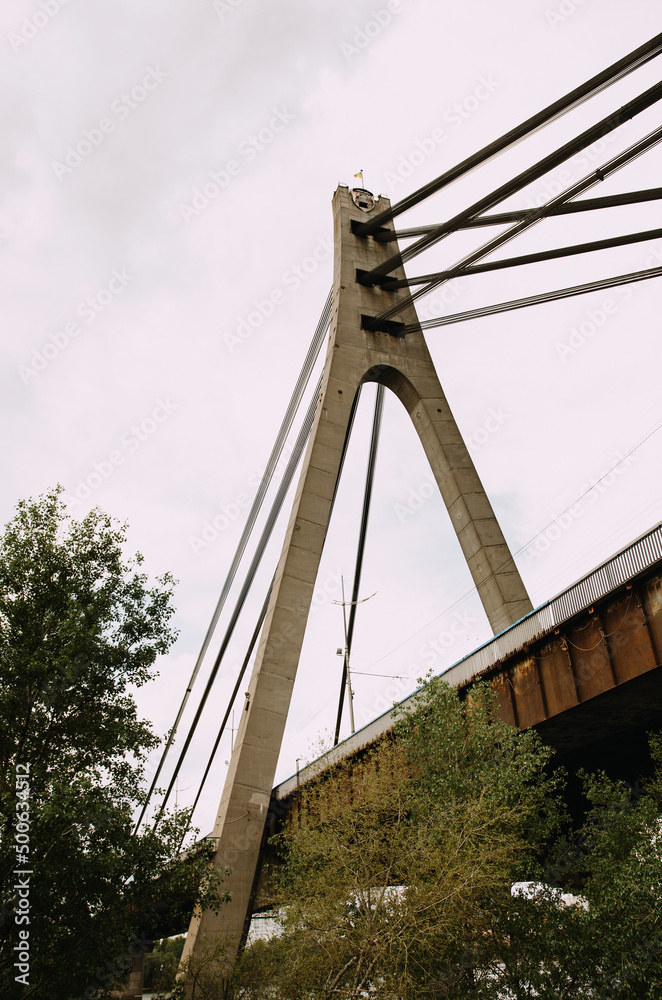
180,185,532,985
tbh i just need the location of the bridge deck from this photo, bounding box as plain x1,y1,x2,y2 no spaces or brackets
273,521,662,800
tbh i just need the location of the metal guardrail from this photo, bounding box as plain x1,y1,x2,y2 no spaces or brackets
443,521,662,690
274,521,662,799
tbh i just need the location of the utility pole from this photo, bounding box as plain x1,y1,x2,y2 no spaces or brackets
334,578,378,737
340,576,355,735
224,711,236,765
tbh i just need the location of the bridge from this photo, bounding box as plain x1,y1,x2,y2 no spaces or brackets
267,521,662,824
124,31,662,997
145,521,662,944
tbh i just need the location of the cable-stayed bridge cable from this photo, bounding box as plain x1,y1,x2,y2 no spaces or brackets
361,82,662,291
185,579,273,836
376,188,662,242
399,265,662,334
380,227,662,289
184,381,366,829
134,292,331,833
364,117,662,329
152,374,324,829
334,384,385,745
355,32,662,235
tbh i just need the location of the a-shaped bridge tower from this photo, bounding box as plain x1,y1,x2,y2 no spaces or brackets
180,184,533,980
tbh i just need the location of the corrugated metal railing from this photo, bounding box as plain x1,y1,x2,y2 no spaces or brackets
274,521,662,798
444,521,662,689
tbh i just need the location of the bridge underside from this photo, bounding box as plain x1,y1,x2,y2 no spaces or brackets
157,531,662,937
490,571,662,776
245,534,662,915
264,532,662,877
535,666,662,778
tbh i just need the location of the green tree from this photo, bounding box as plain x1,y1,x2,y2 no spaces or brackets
0,488,228,999
218,677,563,998
462,754,662,999
145,936,186,992
226,676,662,999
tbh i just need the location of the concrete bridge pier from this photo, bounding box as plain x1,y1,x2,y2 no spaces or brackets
179,184,532,989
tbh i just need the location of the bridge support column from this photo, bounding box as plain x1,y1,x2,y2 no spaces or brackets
180,185,532,988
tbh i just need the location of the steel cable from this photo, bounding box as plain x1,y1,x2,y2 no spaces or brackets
356,32,662,236
334,385,385,745
134,291,331,833
152,375,324,830
363,81,662,293
365,118,662,329
176,382,367,830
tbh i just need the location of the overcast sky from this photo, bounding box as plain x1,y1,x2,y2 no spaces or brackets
3,0,662,832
